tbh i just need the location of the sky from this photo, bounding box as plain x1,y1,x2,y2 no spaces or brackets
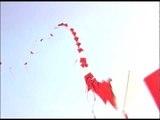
1,2,159,118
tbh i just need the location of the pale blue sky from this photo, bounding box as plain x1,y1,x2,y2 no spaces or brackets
1,2,159,118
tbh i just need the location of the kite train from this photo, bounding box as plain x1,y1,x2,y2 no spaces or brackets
1,22,130,118
1,20,159,118
57,23,119,116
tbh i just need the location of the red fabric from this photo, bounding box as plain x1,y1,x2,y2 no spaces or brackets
84,72,94,91
84,72,117,109
78,48,84,53
80,57,88,68
58,23,68,27
144,68,160,111
70,28,74,32
30,51,34,54
76,42,81,48
124,113,128,119
58,23,64,26
24,62,27,65
122,111,128,119
74,36,79,42
64,24,68,27
72,32,76,36
70,28,76,36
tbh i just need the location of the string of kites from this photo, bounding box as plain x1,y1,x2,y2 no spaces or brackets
0,22,159,118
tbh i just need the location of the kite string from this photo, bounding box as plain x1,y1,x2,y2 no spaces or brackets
92,92,96,119
92,103,96,119
122,70,130,118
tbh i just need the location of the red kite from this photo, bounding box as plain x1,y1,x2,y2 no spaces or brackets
57,22,117,110
58,23,68,27
80,57,88,68
24,62,27,65
77,48,84,53
76,42,81,48
84,72,117,108
144,68,160,111
74,36,79,42
30,51,34,54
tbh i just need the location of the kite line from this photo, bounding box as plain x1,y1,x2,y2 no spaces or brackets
122,70,130,119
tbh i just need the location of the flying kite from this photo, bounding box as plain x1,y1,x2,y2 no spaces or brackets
57,23,118,117
24,62,27,65
50,33,53,37
30,51,34,54
144,68,160,111
40,38,43,42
